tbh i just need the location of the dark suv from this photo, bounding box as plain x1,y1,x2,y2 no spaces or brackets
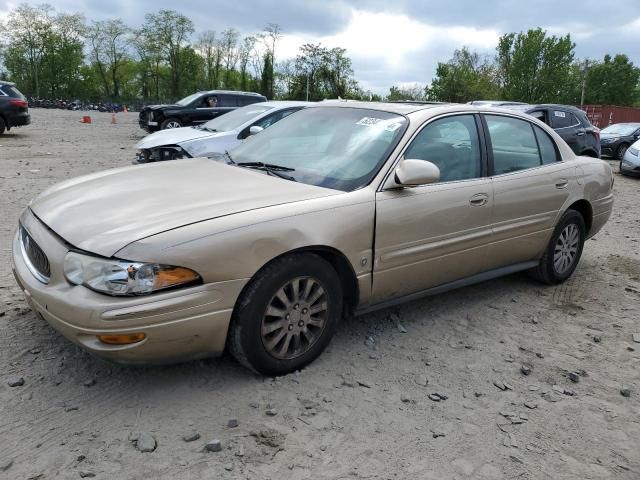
0,81,30,135
504,104,601,157
138,90,267,133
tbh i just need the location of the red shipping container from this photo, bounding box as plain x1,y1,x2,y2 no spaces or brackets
578,105,640,128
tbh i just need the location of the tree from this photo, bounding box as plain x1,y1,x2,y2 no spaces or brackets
86,19,130,99
220,28,239,89
196,30,221,89
143,10,194,99
260,53,273,98
585,54,640,106
4,4,54,97
425,47,499,102
497,28,575,103
387,84,425,101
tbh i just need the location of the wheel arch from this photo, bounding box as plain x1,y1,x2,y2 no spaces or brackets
234,245,360,316
566,199,593,236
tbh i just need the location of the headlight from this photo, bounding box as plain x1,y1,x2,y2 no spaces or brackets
628,147,638,156
602,137,617,144
64,252,200,296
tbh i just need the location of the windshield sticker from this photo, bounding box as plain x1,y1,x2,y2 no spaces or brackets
356,117,384,127
554,111,566,118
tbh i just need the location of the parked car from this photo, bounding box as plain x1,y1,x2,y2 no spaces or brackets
13,102,613,375
598,123,640,159
502,104,601,158
467,100,528,107
619,139,640,176
0,81,30,135
135,101,311,163
138,90,267,133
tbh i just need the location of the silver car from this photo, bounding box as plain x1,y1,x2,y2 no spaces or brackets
620,140,640,176
135,101,311,163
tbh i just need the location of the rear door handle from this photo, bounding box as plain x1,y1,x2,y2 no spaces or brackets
576,131,585,136
469,193,489,206
555,178,569,189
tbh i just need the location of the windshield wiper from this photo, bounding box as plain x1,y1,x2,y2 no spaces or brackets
223,150,235,165
237,161,296,181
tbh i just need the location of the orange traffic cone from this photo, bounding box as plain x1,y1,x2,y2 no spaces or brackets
80,115,92,124
111,113,117,124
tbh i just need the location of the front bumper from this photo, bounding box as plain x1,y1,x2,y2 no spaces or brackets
620,151,640,176
12,209,245,365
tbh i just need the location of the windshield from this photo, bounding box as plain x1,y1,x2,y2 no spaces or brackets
602,124,639,136
201,104,274,132
176,92,202,106
226,107,407,192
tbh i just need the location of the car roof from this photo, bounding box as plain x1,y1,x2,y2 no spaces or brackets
0,81,17,87
197,90,265,97
314,100,451,115
529,104,586,113
261,101,315,108
602,122,640,127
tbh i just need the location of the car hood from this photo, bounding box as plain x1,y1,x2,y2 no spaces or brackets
600,132,623,140
136,127,214,149
30,158,339,257
180,131,238,157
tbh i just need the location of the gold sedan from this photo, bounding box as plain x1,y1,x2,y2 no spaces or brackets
12,102,614,375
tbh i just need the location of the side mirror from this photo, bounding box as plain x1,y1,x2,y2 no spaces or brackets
394,159,440,186
249,125,264,136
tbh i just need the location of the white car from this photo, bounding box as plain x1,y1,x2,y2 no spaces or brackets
135,101,311,163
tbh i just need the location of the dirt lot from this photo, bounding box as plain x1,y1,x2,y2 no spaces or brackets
1,109,639,480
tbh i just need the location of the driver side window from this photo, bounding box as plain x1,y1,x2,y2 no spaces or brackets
404,115,482,182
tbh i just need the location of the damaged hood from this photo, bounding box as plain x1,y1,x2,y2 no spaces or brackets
30,158,338,257
136,126,214,150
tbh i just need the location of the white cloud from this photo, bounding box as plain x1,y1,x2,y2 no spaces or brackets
278,9,499,93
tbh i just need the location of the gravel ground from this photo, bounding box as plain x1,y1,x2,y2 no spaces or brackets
1,108,639,480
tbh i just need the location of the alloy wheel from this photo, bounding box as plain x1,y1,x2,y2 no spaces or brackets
553,224,580,274
165,121,181,129
261,276,328,360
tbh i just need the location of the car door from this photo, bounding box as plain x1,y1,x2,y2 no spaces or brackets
551,108,582,154
372,114,494,302
484,114,574,269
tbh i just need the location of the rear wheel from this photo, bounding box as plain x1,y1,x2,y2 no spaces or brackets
0,117,5,135
529,209,585,285
161,118,182,129
228,253,343,376
616,143,629,160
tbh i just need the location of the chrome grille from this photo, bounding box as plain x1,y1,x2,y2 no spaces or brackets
20,225,50,283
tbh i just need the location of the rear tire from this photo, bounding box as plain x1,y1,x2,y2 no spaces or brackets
529,209,585,285
0,117,5,135
161,118,182,129
228,253,343,376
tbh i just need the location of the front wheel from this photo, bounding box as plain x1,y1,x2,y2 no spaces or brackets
228,253,343,376
161,118,183,129
616,144,629,160
529,209,586,285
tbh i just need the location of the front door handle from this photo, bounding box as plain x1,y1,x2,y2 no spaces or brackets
469,193,489,206
555,178,569,189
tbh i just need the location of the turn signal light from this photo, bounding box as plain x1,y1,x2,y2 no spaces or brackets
98,332,146,345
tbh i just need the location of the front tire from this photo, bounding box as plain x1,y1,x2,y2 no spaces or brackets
161,118,183,129
529,209,586,285
616,143,629,160
228,253,343,376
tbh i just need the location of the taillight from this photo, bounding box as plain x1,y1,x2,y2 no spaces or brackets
9,99,28,108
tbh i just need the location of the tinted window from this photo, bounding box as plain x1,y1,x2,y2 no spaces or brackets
240,96,262,106
217,95,236,107
0,85,25,99
534,126,559,164
486,115,541,175
404,115,481,182
552,110,575,129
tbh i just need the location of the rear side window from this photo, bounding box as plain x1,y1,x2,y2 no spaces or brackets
240,96,263,106
217,95,237,107
0,85,25,99
485,115,541,175
534,126,560,164
552,110,577,129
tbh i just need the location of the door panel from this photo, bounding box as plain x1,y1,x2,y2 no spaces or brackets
373,180,494,301
484,114,573,269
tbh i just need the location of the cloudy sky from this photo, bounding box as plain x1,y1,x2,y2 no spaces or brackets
2,0,640,93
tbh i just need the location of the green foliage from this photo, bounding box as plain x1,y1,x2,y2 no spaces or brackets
497,28,575,103
425,48,500,102
584,55,640,106
387,85,425,101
